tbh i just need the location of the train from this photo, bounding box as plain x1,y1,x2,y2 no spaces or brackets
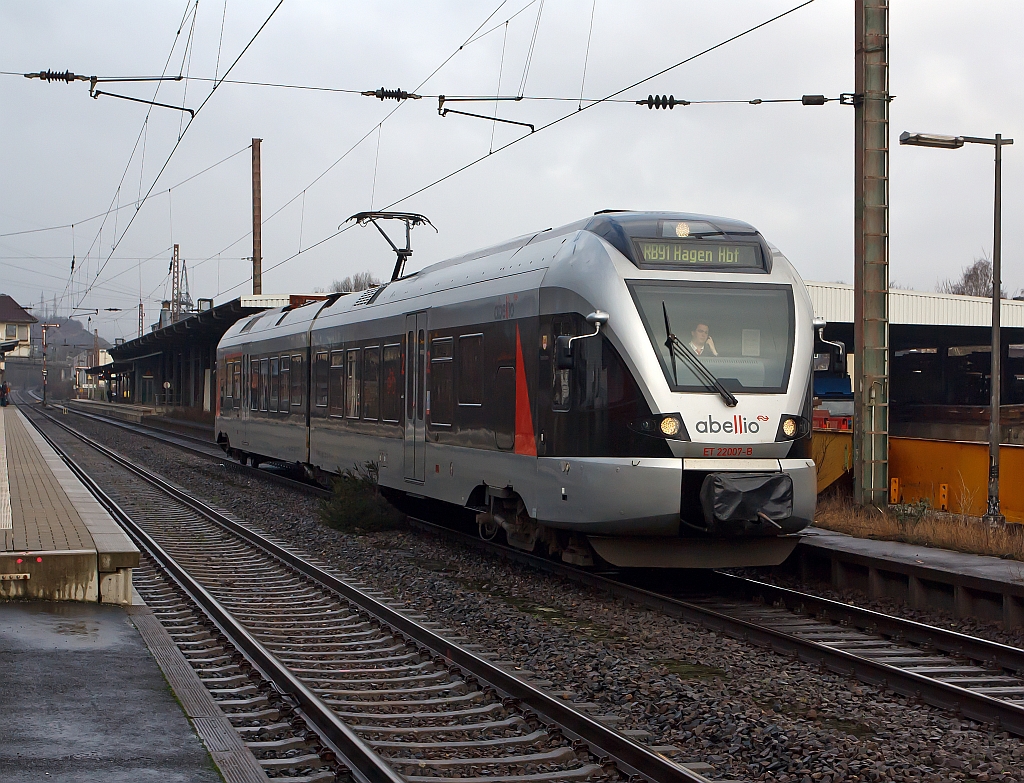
215,211,817,569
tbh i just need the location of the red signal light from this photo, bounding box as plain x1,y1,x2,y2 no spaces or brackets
36,557,43,563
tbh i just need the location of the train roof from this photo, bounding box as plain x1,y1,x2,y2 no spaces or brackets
220,211,768,344
413,210,760,278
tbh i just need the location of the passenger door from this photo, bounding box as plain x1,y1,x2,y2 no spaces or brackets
240,353,251,447
404,312,427,482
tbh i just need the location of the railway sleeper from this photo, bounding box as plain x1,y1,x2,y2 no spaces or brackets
369,728,550,751
402,763,605,783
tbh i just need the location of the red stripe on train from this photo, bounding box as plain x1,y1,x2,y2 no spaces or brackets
514,325,537,456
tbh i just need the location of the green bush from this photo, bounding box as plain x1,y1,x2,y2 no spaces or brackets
318,461,406,533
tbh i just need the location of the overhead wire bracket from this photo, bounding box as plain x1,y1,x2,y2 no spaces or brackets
24,71,193,114
343,211,436,281
438,95,533,133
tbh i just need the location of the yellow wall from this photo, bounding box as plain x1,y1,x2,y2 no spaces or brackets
813,430,1024,523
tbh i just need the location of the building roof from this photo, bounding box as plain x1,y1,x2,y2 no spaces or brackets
0,294,39,324
807,281,1024,328
109,294,325,363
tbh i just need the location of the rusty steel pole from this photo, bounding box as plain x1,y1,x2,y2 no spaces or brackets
252,138,263,296
984,134,1007,524
853,0,890,507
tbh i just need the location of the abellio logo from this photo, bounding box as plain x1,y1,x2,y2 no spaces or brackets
695,414,768,435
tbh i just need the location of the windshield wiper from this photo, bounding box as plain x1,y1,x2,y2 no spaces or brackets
662,302,739,407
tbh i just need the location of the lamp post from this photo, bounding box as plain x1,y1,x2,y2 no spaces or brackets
39,323,60,406
899,131,1014,524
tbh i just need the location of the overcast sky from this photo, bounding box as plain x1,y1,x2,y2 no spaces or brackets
1,0,1022,342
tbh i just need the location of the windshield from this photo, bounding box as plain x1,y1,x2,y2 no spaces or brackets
628,281,795,393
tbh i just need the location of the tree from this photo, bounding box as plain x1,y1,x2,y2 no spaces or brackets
937,254,1008,299
329,270,381,293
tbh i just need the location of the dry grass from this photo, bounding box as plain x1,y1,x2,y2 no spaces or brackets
815,492,1024,562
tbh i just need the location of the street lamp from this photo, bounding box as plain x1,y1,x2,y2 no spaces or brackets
39,323,61,406
900,130,1014,524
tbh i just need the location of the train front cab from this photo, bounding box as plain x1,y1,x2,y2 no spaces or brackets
528,216,816,568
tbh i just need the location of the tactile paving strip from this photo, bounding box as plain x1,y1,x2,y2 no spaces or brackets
0,409,12,537
127,603,269,782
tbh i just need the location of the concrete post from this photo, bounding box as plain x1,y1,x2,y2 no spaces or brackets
853,0,890,507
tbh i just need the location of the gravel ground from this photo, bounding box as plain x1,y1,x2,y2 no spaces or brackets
51,410,1024,783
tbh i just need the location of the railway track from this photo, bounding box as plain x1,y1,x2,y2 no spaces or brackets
417,521,1024,737
28,399,1024,737
42,397,331,498
20,402,705,783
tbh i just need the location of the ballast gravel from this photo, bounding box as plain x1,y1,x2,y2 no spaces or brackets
60,413,1024,782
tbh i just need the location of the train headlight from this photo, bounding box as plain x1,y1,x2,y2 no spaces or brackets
775,415,809,441
629,414,688,440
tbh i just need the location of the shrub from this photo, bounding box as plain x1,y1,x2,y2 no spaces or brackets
318,461,406,533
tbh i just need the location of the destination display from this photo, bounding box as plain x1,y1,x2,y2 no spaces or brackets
634,239,762,268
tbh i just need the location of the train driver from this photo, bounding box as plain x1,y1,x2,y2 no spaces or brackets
688,322,718,357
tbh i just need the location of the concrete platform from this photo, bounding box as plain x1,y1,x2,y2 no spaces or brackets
792,527,1024,627
62,397,154,424
0,406,139,604
0,600,222,783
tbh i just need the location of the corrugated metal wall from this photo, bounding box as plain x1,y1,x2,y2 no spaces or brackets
807,282,1024,328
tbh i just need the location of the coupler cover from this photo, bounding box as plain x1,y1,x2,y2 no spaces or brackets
699,472,793,535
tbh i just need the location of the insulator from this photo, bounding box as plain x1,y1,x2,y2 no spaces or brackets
644,94,678,110
372,87,410,101
40,70,78,83
802,94,827,105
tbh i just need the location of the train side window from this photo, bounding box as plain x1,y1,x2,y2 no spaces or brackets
329,350,345,416
458,334,483,406
363,344,381,421
260,358,270,412
552,320,574,411
345,348,361,418
249,358,258,410
382,343,402,423
417,329,426,422
314,351,329,407
280,355,290,410
291,354,304,407
494,365,516,449
220,364,229,412
406,331,415,420
232,362,241,409
292,352,303,405
430,337,454,426
270,357,280,411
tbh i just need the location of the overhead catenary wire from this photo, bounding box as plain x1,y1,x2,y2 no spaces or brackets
491,23,510,153
0,144,251,239
230,0,820,292
75,0,284,310
383,0,819,211
215,0,229,81
56,0,200,317
578,0,597,111
517,0,546,97
189,0,523,283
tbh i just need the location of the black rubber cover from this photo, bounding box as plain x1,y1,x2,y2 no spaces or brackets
700,472,793,532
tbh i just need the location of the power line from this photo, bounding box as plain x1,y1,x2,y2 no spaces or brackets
56,0,204,318
0,144,250,238
76,0,284,310
384,0,818,210
188,0,520,279
245,0,819,288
